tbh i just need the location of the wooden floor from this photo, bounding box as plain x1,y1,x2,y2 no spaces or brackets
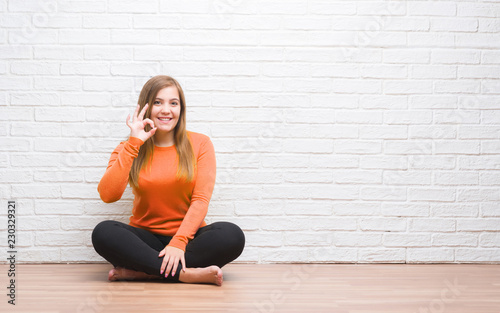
1,263,499,313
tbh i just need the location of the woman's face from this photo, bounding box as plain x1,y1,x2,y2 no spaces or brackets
150,86,181,135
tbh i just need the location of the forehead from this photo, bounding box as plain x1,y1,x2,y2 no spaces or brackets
155,85,179,99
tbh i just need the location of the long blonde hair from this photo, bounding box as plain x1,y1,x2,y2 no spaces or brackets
128,75,195,188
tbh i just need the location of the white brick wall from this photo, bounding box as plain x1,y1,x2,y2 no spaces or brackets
0,0,499,264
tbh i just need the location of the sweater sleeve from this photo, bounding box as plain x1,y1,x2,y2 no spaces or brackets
97,137,144,203
168,137,216,251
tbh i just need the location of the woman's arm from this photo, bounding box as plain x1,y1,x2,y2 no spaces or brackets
169,136,216,251
97,104,156,203
97,137,144,203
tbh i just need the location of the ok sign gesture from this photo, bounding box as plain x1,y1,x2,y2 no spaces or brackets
126,104,157,142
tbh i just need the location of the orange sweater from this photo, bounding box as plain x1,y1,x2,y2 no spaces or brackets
97,132,216,251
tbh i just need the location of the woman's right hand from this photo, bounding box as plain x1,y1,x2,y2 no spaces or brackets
126,103,157,142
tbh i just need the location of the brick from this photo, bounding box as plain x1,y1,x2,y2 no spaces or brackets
334,202,380,216
59,1,106,13
409,2,456,16
0,77,31,90
358,248,406,263
11,122,61,137
0,169,31,183
435,140,480,155
111,30,159,44
481,203,500,217
432,204,478,217
108,0,158,13
431,49,480,64
410,218,455,232
35,46,83,60
36,200,84,215
11,92,59,106
360,187,406,201
60,30,109,44
407,248,454,263
34,77,82,91
335,232,382,247
309,1,356,15
0,138,30,151
61,62,110,75
457,188,500,202
459,156,500,170
408,188,455,202
384,233,431,247
381,203,429,217
333,170,382,184
479,233,500,247
409,125,456,139
35,107,85,122
480,171,500,185
85,47,132,60
360,217,407,231
433,233,478,247
434,171,479,186
12,185,60,199
383,170,431,185
285,201,332,216
384,80,433,94
384,140,432,155
36,231,86,246
11,61,59,75
0,107,33,121
456,249,500,262
383,49,429,64
430,18,478,32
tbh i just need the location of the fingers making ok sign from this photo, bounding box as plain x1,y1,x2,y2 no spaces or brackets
126,103,157,142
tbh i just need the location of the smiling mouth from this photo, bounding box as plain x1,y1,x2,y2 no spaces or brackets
157,117,172,122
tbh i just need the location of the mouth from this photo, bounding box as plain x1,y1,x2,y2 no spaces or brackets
157,117,172,123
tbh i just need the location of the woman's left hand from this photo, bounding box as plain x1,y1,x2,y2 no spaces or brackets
158,246,186,277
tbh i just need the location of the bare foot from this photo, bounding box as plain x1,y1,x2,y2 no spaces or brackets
108,267,160,282
179,266,223,286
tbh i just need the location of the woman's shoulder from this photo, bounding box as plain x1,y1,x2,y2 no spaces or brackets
187,131,212,146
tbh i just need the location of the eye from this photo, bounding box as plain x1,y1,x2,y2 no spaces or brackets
171,102,178,106
153,100,161,105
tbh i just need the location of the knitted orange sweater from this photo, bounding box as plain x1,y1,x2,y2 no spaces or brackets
97,132,216,251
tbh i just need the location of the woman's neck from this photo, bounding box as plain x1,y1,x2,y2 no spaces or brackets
154,131,175,147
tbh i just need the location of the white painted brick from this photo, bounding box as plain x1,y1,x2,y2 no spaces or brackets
434,171,479,186
385,140,432,155
36,200,84,215
231,15,279,30
34,170,84,183
308,185,359,201
260,247,311,263
435,140,480,155
36,231,86,246
381,203,429,217
12,184,60,199
112,30,159,44
133,14,181,29
457,3,500,18
35,107,85,122
384,80,433,95
284,231,333,246
384,233,431,247
162,30,258,46
59,30,109,44
309,154,359,169
360,156,407,170
360,187,406,201
284,78,331,93
457,188,500,202
83,14,130,28
10,153,61,167
361,65,406,79
335,232,382,247
59,1,106,13
456,33,500,49
410,219,455,232
245,231,282,247
335,140,381,154
433,233,478,247
108,0,158,13
408,33,455,48
61,247,106,262
0,169,31,183
284,201,332,216
407,248,454,263
409,125,456,139
430,18,478,32
385,17,429,31
384,110,433,124
309,1,356,15
205,62,258,77
479,171,500,186
311,247,358,262
83,77,133,92
17,248,60,263
383,170,431,185
431,204,479,217
383,49,429,64
311,95,358,109
9,30,58,45
0,138,30,151
358,248,405,263
479,233,500,247
409,2,456,16
334,202,380,216
409,188,455,202
85,47,132,60
435,110,481,125
35,46,83,60
10,61,59,75
431,49,480,64
411,65,456,79
234,201,282,216
61,62,110,75
459,156,500,170
284,171,332,184
336,111,383,124
11,122,60,137
481,203,500,217
482,80,500,94
34,77,82,91
333,170,382,184
11,92,59,106
482,110,500,124
331,79,382,94
0,77,31,90
456,249,500,262
360,217,407,232
34,138,85,152
482,51,500,64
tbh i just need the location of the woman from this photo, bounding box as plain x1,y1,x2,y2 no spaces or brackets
91,75,245,286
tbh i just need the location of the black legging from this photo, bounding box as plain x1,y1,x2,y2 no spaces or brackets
91,220,245,282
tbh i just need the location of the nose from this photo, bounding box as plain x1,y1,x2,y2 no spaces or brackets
160,103,171,115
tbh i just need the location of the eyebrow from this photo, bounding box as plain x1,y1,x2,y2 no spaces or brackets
155,97,180,101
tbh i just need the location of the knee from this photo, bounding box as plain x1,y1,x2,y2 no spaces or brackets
91,220,115,247
215,221,245,254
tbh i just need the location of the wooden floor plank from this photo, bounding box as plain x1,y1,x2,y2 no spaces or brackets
1,263,499,313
